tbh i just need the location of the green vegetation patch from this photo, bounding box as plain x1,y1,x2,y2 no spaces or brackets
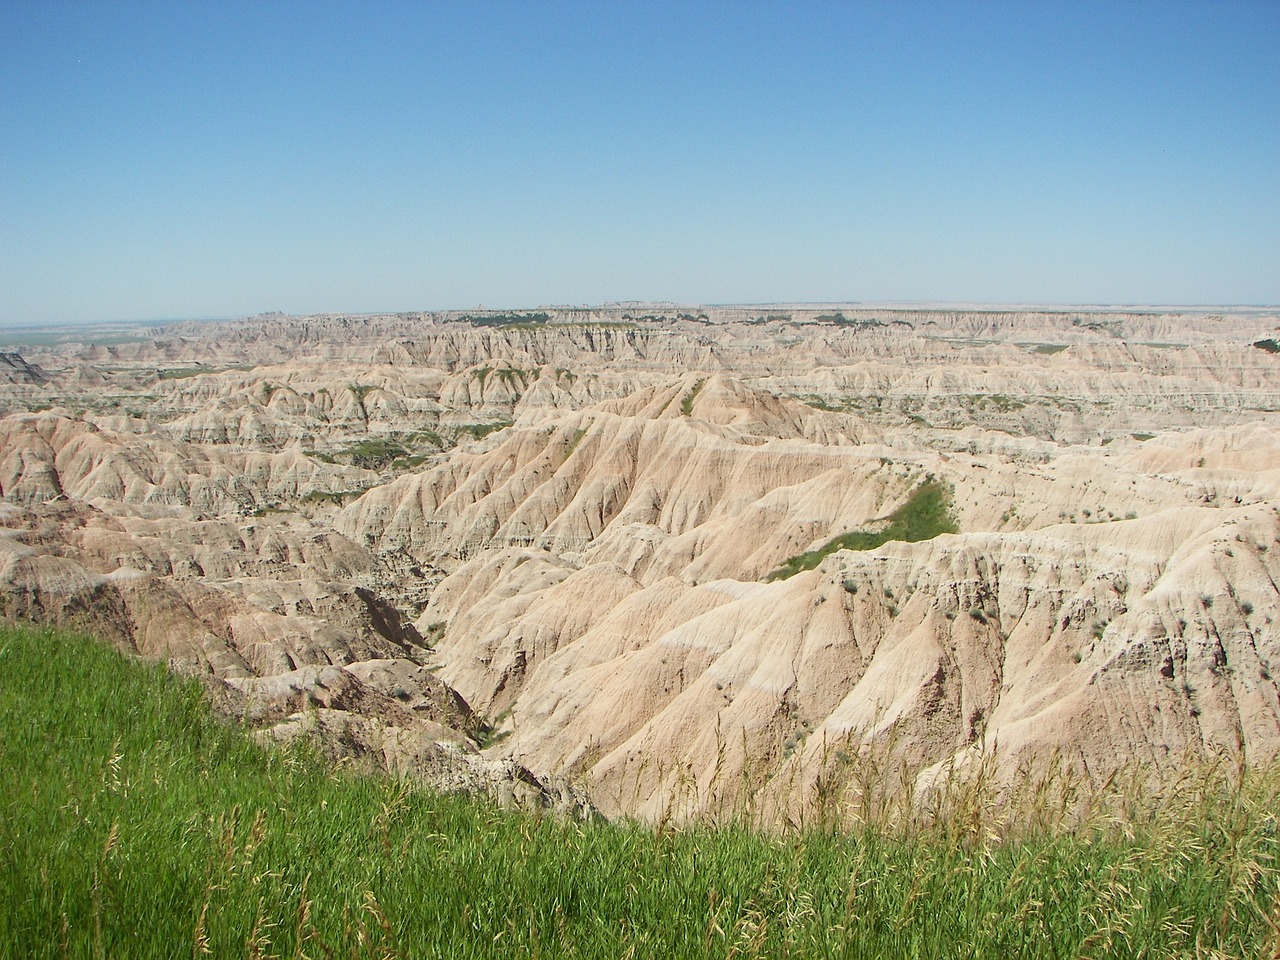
460,311,552,328
341,437,411,469
405,428,444,448
1253,338,1280,354
564,427,588,458
3,625,1280,958
304,429,447,472
299,489,364,506
156,364,256,380
815,313,885,329
801,395,842,412
767,479,959,581
390,454,431,471
564,321,641,330
476,366,532,390
974,393,1026,412
456,420,513,441
681,378,708,416
452,313,642,332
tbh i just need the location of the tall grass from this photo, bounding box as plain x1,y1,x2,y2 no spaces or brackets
2,624,1278,958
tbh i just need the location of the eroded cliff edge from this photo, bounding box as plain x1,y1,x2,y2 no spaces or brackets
3,304,1278,822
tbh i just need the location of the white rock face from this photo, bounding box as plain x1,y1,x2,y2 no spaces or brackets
2,304,1279,821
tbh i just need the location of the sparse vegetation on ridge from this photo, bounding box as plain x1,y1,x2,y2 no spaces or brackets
460,311,552,328
766,479,959,581
156,363,256,380
681,378,708,416
564,426,588,458
341,437,411,468
455,419,513,441
300,429,451,472
299,489,365,506
814,313,885,329
3,624,1279,959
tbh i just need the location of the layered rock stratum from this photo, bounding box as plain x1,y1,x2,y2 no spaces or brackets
2,303,1278,822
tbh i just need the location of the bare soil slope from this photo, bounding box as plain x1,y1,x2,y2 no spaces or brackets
3,304,1278,821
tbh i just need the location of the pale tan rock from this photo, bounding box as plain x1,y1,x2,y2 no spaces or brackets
3,304,1280,822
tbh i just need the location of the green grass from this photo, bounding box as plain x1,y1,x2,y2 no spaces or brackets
405,428,445,449
341,438,410,469
455,420,513,441
522,321,641,332
156,364,256,380
459,311,552,328
299,489,364,506
815,314,884,329
681,378,708,416
767,479,959,581
799,395,845,412
303,431,447,472
3,624,1279,959
494,367,529,388
457,315,640,332
389,454,431,471
564,427,589,458
975,393,1026,412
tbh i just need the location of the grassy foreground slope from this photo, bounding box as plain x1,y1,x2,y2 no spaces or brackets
1,625,1278,959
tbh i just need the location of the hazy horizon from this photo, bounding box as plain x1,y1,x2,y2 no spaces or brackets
3,2,1277,325
4,299,1279,334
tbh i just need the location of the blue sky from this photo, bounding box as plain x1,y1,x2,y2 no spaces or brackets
2,1,1277,323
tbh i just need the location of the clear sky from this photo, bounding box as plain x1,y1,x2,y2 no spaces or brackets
2,1,1277,323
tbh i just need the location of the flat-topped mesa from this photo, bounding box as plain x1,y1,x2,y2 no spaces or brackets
57,317,725,370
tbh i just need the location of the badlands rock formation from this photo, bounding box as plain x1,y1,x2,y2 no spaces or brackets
2,304,1278,822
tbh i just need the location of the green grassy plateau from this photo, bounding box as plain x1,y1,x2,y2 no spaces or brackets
2,624,1278,958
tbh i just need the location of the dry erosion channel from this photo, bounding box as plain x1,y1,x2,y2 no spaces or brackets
4,303,1280,824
